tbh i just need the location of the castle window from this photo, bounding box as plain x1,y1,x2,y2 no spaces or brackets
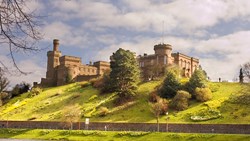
92,69,94,73
88,69,90,72
164,56,167,65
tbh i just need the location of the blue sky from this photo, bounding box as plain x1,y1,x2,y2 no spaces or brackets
1,0,250,86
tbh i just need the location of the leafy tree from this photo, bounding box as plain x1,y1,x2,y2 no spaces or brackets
11,82,30,97
186,69,208,96
195,87,212,102
158,70,181,98
171,90,191,111
0,69,9,92
108,48,140,101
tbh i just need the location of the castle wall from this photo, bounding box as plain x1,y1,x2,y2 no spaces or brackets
138,44,199,79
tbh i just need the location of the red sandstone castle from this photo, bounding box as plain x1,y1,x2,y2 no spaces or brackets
39,39,199,87
40,39,110,87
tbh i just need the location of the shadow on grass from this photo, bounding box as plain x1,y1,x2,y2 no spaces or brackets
0,128,33,138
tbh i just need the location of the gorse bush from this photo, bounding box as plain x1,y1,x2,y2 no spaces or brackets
195,87,212,102
99,106,109,117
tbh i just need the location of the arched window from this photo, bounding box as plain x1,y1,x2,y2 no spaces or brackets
180,59,183,67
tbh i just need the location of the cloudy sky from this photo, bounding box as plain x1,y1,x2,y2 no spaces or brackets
1,0,250,87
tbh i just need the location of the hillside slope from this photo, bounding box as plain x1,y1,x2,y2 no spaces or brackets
0,81,249,124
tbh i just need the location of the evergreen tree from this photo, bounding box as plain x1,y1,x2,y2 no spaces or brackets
159,70,181,98
186,69,207,96
108,48,140,100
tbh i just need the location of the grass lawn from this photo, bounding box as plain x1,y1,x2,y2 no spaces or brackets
0,128,249,141
0,81,249,124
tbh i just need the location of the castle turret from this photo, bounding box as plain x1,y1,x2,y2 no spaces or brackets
53,39,59,51
44,39,62,86
154,44,173,65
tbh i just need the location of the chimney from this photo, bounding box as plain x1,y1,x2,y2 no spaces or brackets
53,39,59,51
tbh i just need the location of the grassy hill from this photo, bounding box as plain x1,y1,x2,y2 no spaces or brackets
0,81,249,124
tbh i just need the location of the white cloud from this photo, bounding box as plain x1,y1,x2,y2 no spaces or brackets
42,22,89,48
7,59,46,87
47,0,250,36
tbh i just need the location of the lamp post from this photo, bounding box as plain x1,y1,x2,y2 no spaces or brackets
166,112,169,132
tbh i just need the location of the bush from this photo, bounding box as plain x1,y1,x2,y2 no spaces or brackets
28,87,42,98
171,90,191,111
148,91,160,103
190,108,221,121
195,87,212,102
99,106,109,117
81,82,91,88
158,70,181,98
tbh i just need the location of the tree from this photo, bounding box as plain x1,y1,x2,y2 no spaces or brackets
62,105,81,130
158,70,181,99
11,82,30,97
239,68,244,83
151,99,168,132
242,62,250,81
0,69,9,92
0,0,42,73
108,48,140,102
186,69,208,96
171,90,191,111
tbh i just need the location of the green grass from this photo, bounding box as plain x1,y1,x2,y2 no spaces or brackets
0,81,249,124
0,128,249,141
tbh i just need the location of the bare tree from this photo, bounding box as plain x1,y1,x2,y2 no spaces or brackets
0,68,9,92
0,0,42,74
62,105,82,130
242,62,250,81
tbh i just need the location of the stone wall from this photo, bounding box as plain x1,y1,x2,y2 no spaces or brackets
0,121,249,134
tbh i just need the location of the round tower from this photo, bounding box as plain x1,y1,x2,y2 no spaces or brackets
154,43,172,56
53,39,59,51
154,43,173,65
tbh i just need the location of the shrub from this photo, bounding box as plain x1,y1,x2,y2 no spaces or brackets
195,87,212,102
171,90,191,111
190,108,221,121
158,70,181,98
148,91,160,103
88,95,98,101
99,106,109,117
28,87,42,98
81,82,91,88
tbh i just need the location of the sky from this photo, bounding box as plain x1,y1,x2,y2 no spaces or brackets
1,0,250,87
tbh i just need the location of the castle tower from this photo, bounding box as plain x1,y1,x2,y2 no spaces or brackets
45,39,62,86
154,43,173,65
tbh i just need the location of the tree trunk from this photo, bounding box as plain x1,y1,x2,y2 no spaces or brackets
157,117,159,132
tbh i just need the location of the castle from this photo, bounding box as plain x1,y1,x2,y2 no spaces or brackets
40,39,110,87
40,39,199,87
137,44,199,80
